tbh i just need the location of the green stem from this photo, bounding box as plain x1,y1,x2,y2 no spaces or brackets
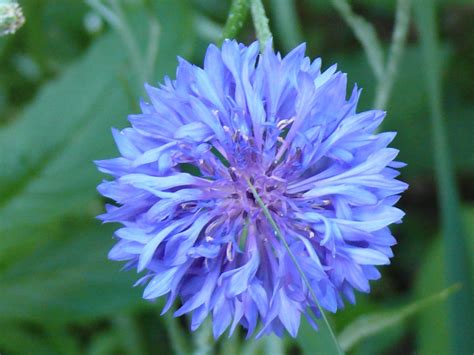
264,335,285,355
414,0,474,353
220,0,249,44
114,315,147,355
245,177,344,355
163,308,190,355
193,318,213,355
373,0,411,109
249,0,272,50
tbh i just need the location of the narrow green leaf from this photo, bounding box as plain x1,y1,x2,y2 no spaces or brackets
373,0,411,109
414,1,474,353
338,284,461,352
328,0,385,80
415,207,474,355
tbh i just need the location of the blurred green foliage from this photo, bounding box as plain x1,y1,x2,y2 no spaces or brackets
0,0,472,354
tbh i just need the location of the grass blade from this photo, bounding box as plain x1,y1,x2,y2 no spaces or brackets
328,0,384,80
373,0,411,109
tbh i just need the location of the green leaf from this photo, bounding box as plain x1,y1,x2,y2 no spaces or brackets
415,207,474,355
0,29,129,262
0,3,194,253
0,31,126,208
0,222,143,323
337,284,460,352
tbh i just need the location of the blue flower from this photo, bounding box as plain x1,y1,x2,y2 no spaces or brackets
96,40,408,338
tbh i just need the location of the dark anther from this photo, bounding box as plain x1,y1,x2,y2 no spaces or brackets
228,167,237,181
295,147,302,160
265,161,277,175
246,190,255,203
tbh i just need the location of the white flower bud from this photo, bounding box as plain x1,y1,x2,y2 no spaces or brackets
0,1,25,36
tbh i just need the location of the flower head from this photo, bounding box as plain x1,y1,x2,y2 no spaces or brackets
96,40,407,338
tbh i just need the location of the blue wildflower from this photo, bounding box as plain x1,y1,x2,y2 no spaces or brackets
96,40,408,338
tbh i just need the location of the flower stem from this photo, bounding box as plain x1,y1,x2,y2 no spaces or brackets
249,0,272,50
193,317,213,355
220,0,249,44
245,177,344,355
163,306,190,355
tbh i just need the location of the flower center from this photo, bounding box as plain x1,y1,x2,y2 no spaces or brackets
224,168,289,222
